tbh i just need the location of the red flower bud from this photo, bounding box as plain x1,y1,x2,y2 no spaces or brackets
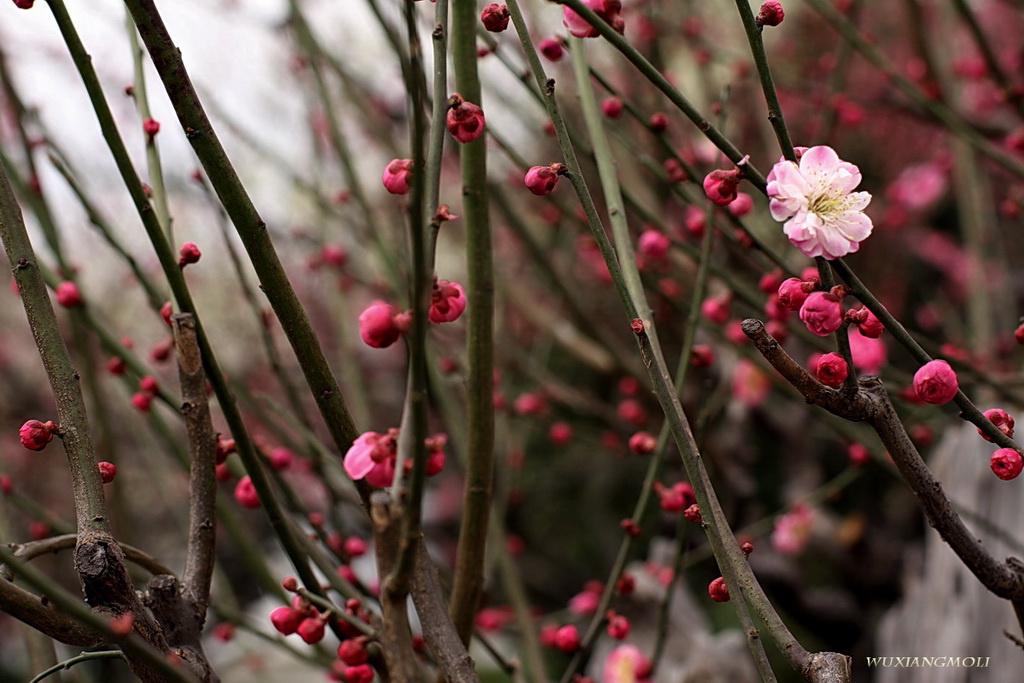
178,242,201,267
991,448,1024,480
756,1,785,27
20,420,57,451
480,3,510,32
98,461,117,484
55,281,83,308
708,576,730,602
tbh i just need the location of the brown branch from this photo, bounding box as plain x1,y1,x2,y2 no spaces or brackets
172,313,217,616
743,318,1024,630
411,541,480,683
0,570,103,647
370,492,420,681
1,129,176,681
11,534,175,577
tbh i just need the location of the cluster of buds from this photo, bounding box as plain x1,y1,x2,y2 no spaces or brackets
132,375,160,412
269,588,328,645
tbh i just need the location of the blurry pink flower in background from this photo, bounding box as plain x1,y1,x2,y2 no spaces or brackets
772,503,814,554
562,0,624,39
886,162,947,211
732,359,771,406
848,327,887,375
767,146,873,259
603,644,652,683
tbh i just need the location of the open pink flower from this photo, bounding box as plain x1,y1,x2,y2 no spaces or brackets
429,279,467,323
766,146,873,259
344,429,399,487
603,644,652,683
772,503,814,554
562,0,624,39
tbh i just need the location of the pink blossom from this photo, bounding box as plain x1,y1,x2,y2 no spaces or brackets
234,476,260,508
777,277,811,310
429,279,467,323
766,146,873,259
446,94,486,143
979,408,1015,442
701,293,731,325
479,3,510,32
358,300,403,348
732,359,771,406
848,327,887,375
708,577,730,602
344,429,399,487
702,168,742,206
603,644,652,683
728,192,754,217
382,158,413,195
991,449,1023,481
814,352,848,388
799,291,844,336
886,162,946,211
912,359,959,405
602,97,624,118
524,164,564,195
20,419,57,451
55,281,83,308
756,1,785,27
538,38,564,61
637,229,671,261
772,503,814,554
562,0,624,39
552,624,580,652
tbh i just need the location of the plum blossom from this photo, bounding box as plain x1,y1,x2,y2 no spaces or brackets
912,359,959,405
344,429,399,487
772,503,814,554
767,146,873,259
603,644,652,683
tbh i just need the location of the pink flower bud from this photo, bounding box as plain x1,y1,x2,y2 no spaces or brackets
216,435,236,464
98,461,117,484
562,0,624,38
524,163,565,195
178,242,201,267
649,112,668,132
991,448,1024,480
549,421,573,446
606,612,631,640
142,117,160,139
343,664,374,683
269,447,295,470
602,96,624,118
358,300,403,348
446,94,486,143
55,281,83,308
814,352,848,388
131,392,152,412
270,606,302,635
139,375,159,396
338,638,369,665
20,420,57,451
912,359,959,405
799,291,844,336
480,3,510,32
702,168,742,206
684,503,703,524
429,279,467,323
297,617,325,644
553,624,580,652
382,158,414,195
691,344,715,368
700,293,731,325
538,37,565,61
756,1,785,27
979,408,1015,441
628,431,657,455
234,475,261,508
728,192,754,217
13,0,34,9
708,577,730,602
150,338,174,362
107,356,127,375
637,229,671,261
